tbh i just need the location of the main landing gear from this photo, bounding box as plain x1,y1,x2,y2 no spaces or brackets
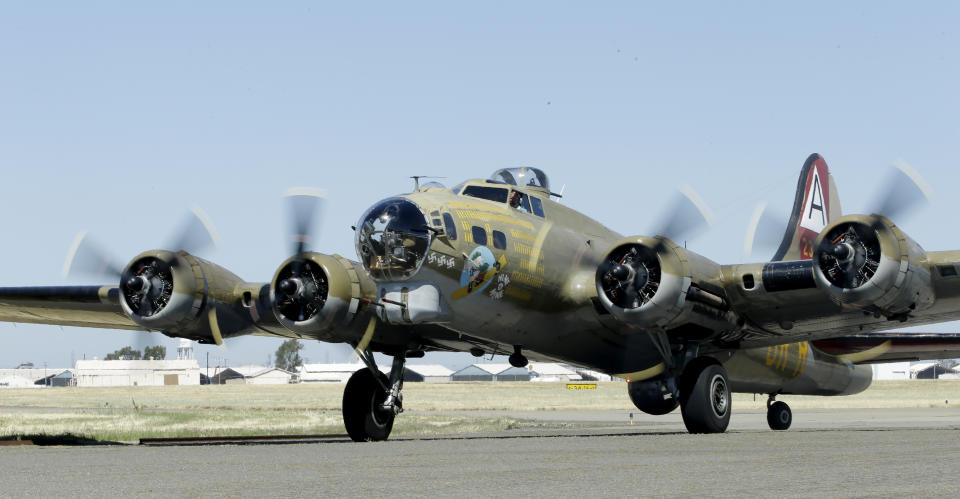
679,361,732,434
343,353,406,442
766,395,792,431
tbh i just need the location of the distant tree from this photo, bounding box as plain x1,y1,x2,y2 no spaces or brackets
105,346,141,360
275,339,304,372
143,345,166,360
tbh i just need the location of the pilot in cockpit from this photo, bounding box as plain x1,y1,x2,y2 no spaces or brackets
509,191,522,209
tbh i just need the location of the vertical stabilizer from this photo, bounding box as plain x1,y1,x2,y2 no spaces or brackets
771,153,842,261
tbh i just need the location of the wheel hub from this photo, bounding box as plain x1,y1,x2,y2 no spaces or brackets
710,374,729,418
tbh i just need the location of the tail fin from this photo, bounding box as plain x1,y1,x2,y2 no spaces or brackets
771,153,842,261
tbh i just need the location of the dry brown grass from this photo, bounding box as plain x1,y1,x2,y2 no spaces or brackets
1,380,958,442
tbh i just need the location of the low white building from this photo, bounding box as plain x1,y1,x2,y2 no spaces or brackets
451,363,531,382
218,365,294,385
74,360,201,387
405,364,454,383
575,369,613,382
872,362,911,380
299,363,365,383
299,363,454,383
0,368,70,386
528,363,582,382
0,375,42,388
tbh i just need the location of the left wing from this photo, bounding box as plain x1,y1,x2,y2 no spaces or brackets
0,286,142,330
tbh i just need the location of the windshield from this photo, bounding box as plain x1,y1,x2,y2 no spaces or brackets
462,185,509,203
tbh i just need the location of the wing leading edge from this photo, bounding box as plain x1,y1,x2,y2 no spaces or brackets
0,286,142,331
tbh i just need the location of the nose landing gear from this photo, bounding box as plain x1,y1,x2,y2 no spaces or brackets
343,352,406,442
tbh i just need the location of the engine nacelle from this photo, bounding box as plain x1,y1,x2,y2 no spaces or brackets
270,253,375,337
595,236,693,328
119,250,247,343
627,377,680,415
813,215,934,315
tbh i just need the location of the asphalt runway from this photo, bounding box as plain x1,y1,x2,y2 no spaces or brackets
2,408,959,497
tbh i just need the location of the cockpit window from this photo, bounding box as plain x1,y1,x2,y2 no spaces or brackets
462,185,509,203
508,191,532,213
530,196,545,217
490,167,550,191
355,198,432,281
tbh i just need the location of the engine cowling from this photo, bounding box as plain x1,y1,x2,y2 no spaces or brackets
595,236,693,328
627,378,680,415
813,214,934,315
119,250,247,343
270,253,375,337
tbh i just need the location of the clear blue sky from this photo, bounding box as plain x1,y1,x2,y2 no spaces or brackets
1,2,958,369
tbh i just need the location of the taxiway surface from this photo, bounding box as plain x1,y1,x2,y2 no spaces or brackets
2,408,959,497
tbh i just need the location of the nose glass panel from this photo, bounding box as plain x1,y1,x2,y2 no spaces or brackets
356,198,432,281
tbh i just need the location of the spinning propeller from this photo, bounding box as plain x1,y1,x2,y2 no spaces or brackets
598,186,713,309
744,160,933,260
815,161,932,290
62,207,221,353
271,187,364,362
272,188,330,324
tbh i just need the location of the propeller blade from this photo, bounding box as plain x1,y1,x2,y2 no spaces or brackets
354,316,377,356
62,232,122,280
166,206,221,254
330,342,360,364
284,188,326,257
743,202,787,259
869,159,933,221
207,308,225,346
652,185,714,243
134,331,161,358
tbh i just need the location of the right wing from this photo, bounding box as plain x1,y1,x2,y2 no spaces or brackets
812,332,960,364
0,286,142,330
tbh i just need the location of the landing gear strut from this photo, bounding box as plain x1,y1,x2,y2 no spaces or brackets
343,352,406,442
679,361,731,434
766,395,792,431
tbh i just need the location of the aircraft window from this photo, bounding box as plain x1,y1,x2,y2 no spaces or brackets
508,191,532,214
492,230,506,250
530,197,545,217
451,183,464,195
463,185,508,203
472,226,487,246
491,167,550,191
443,213,457,240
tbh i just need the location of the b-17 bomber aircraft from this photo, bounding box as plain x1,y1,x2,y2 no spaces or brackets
4,153,960,440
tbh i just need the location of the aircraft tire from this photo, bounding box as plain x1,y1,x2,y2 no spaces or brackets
766,401,792,431
680,363,731,434
343,368,395,442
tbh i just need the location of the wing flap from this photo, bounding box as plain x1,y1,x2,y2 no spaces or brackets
0,286,142,331
812,333,960,364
